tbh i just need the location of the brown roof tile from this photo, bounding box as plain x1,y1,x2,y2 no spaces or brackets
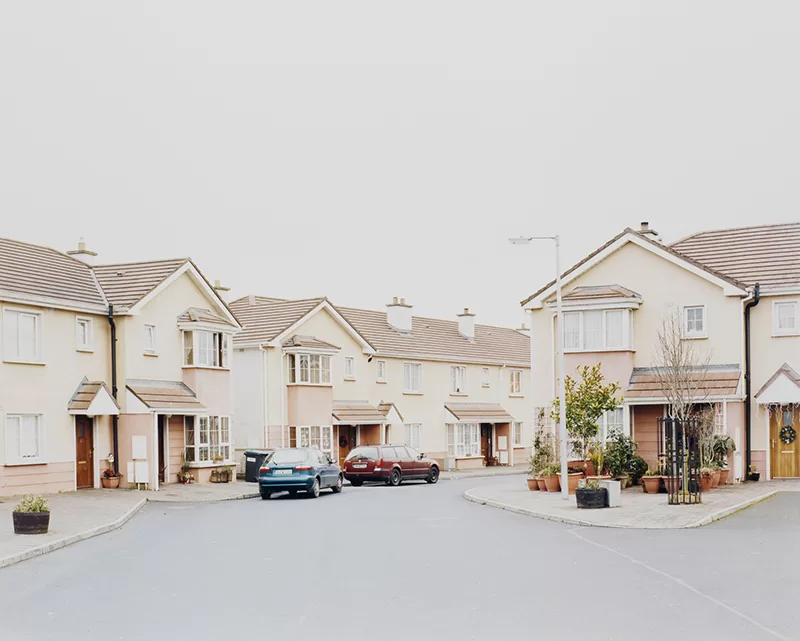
126,380,206,411
626,366,741,399
68,379,120,411
377,402,404,422
177,307,237,328
93,259,189,309
547,284,642,303
230,297,327,345
282,335,341,350
445,403,516,423
332,402,387,424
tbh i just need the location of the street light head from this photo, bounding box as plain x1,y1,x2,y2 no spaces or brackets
508,237,533,245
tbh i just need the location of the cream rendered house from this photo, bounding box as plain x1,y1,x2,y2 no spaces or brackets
523,222,800,482
0,237,240,496
231,296,531,471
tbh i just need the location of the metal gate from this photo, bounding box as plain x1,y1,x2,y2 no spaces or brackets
658,417,702,505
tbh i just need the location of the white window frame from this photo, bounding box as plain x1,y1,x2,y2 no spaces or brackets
513,421,523,447
344,356,356,381
450,365,467,394
563,309,631,352
297,425,334,458
481,367,490,388
376,359,387,383
144,324,157,355
76,316,93,352
182,330,230,368
2,307,43,364
447,422,479,457
288,353,332,385
4,413,45,465
404,361,423,394
596,408,624,442
509,369,523,396
186,415,230,463
404,423,422,448
773,300,799,337
682,305,707,339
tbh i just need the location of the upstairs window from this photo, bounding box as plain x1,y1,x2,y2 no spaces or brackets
183,330,230,367
404,362,422,393
774,301,798,336
683,306,706,338
563,309,627,351
344,356,355,380
509,369,522,395
289,353,332,385
376,359,387,382
451,365,467,393
3,309,42,363
76,317,93,351
481,367,490,387
144,324,157,355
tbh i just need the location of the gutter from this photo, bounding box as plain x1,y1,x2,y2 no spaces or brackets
744,283,761,478
107,304,120,474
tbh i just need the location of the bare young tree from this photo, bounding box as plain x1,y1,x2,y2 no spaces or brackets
653,310,713,419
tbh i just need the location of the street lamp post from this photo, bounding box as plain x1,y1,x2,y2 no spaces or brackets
510,235,569,500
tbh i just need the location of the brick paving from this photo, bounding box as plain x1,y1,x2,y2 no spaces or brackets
464,478,800,528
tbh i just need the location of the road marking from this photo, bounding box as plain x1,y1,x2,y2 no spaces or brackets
568,528,788,641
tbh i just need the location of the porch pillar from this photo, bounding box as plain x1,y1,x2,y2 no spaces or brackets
765,408,771,481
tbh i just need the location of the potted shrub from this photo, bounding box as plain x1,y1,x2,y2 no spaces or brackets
101,468,122,488
711,434,735,485
747,465,760,482
527,431,553,491
586,441,612,482
605,430,637,490
700,467,714,492
542,464,561,492
177,461,195,484
710,463,721,489
567,467,584,494
576,479,607,509
537,478,547,491
628,456,648,486
641,469,661,494
13,494,50,535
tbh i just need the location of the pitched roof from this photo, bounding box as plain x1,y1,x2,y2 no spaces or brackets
548,284,642,303
626,365,741,399
377,402,404,422
0,237,107,311
68,379,120,413
331,402,387,424
670,223,800,292
230,297,326,345
282,335,341,350
126,380,206,411
93,258,189,308
755,362,800,398
177,307,237,328
444,403,516,423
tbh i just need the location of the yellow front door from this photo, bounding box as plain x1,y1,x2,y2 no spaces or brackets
771,407,800,478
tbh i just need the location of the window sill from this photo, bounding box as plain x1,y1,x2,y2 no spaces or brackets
287,383,333,388
772,332,800,338
376,379,387,384
450,455,481,460
513,445,526,449
181,365,230,371
450,392,468,397
4,460,47,467
76,348,94,353
185,461,234,469
563,348,635,354
403,391,423,396
509,394,524,398
343,377,356,382
682,335,707,341
481,384,490,388
2,359,45,366
144,352,159,357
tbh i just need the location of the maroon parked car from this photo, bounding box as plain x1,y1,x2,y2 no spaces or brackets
343,444,439,486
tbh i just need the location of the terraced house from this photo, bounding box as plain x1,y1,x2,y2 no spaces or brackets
523,222,800,482
231,296,531,471
0,237,240,496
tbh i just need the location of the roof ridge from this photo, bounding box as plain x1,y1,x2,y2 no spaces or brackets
671,222,800,245
93,257,190,269
338,305,523,333
0,236,100,270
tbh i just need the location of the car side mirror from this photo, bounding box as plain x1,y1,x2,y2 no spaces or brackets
419,453,425,459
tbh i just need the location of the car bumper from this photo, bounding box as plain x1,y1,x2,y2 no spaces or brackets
259,476,315,491
344,470,389,482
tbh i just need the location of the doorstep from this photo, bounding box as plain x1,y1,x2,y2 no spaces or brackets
463,478,800,529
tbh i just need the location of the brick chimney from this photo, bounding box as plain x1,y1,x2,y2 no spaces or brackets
638,221,660,241
516,322,530,336
386,296,412,333
66,237,98,264
458,307,475,340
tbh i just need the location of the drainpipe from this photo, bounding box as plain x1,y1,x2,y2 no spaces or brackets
744,283,761,478
107,304,120,475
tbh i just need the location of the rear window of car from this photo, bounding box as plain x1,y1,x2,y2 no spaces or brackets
380,447,398,459
345,447,379,461
269,449,309,465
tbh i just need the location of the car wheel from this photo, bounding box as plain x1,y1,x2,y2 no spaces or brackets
350,479,363,487
331,475,343,493
426,466,440,484
260,490,271,500
308,477,320,498
389,468,402,486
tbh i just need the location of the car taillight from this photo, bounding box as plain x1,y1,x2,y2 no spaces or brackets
259,466,270,474
295,465,313,471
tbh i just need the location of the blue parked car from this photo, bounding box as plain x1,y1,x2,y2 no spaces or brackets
258,448,343,499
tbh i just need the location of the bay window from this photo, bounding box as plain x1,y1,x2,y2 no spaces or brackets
296,425,333,457
563,309,629,351
288,353,332,385
183,330,230,367
597,408,624,441
4,414,44,464
184,415,230,463
446,423,479,457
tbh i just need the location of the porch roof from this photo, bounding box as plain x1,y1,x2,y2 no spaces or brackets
68,378,120,415
377,402,404,423
332,402,386,425
126,380,207,412
626,365,741,399
755,362,800,404
282,335,341,351
445,403,515,423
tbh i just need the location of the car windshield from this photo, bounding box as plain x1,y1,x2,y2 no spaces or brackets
345,446,379,461
269,449,309,465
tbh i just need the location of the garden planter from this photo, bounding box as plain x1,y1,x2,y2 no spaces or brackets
718,468,729,485
537,478,547,491
567,472,584,495
710,468,721,488
101,477,120,489
747,472,761,482
13,512,50,535
586,475,611,483
543,474,561,492
663,476,680,494
615,476,629,490
526,478,539,491
576,488,607,509
700,474,712,493
642,476,661,494
583,461,596,477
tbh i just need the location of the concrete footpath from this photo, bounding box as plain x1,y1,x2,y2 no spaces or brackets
440,464,527,481
464,478,800,529
0,482,259,569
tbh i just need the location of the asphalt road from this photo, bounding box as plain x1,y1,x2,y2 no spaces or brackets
0,478,797,641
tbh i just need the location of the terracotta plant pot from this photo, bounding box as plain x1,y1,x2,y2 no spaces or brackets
642,476,661,494
711,468,721,488
101,477,120,489
615,476,630,490
718,468,729,485
526,478,539,491
583,461,596,477
700,474,712,493
663,476,680,494
543,474,561,492
537,478,547,491
586,475,612,483
13,512,50,535
567,472,584,495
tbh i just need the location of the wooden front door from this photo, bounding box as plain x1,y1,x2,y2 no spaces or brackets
481,424,493,464
338,425,357,468
75,416,94,489
771,406,800,478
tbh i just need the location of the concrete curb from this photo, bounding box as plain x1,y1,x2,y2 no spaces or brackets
443,472,526,482
147,492,260,503
463,488,782,529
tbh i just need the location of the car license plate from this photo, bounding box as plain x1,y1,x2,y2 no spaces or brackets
246,457,256,462
353,463,367,469
274,469,293,475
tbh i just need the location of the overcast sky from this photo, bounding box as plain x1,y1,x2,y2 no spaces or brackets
1,2,798,327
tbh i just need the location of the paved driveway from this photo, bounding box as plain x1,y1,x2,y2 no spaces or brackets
0,477,796,641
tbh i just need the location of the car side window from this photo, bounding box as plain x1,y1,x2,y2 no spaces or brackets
381,447,396,459
396,447,413,460
405,446,420,459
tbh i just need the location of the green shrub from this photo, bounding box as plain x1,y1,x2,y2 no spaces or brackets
628,456,648,483
14,494,49,513
605,431,637,477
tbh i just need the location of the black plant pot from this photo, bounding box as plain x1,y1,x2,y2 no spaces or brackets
13,511,50,535
576,488,607,509
747,472,761,482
